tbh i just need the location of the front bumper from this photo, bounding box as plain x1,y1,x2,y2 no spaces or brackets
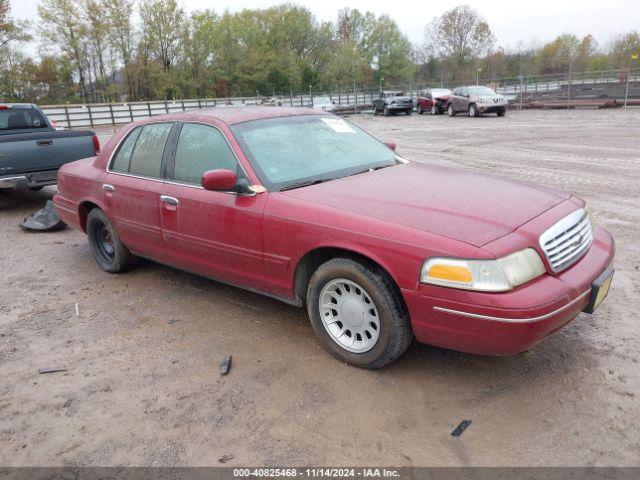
0,170,58,190
403,226,614,355
386,104,413,111
477,103,507,113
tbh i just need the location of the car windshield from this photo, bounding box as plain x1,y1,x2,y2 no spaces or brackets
231,115,399,191
0,108,48,131
468,86,496,95
431,89,451,97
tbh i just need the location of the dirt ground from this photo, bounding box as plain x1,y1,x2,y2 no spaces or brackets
1,109,639,467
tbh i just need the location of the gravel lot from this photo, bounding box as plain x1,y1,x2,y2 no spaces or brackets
1,109,638,467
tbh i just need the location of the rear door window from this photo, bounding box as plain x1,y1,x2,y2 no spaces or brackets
111,123,172,178
111,127,142,173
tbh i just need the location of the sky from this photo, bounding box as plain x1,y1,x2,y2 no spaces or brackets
9,0,640,52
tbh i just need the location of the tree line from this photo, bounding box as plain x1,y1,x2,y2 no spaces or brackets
1,0,639,103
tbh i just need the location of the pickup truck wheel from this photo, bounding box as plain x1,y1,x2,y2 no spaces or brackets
306,258,413,369
448,105,456,117
87,208,135,273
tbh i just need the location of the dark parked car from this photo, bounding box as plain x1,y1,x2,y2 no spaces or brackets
54,108,614,368
373,91,413,116
416,88,451,115
447,86,508,117
0,104,99,191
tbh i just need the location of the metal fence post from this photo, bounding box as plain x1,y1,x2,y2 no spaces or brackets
128,103,133,121
109,104,115,125
64,105,70,129
87,104,94,127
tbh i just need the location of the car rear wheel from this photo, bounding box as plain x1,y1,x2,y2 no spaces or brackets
417,104,423,114
306,258,413,369
87,208,135,273
431,105,438,115
448,104,455,116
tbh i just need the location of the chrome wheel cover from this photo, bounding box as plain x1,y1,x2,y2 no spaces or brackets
319,278,380,353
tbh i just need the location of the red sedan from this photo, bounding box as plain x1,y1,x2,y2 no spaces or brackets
54,108,615,368
416,88,451,115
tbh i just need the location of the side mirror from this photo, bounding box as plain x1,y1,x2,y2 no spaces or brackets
385,141,396,152
202,169,237,191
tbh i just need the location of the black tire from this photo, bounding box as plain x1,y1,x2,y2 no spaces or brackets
447,104,455,117
405,109,412,115
417,104,423,114
469,103,479,117
373,104,379,115
430,105,438,115
497,108,507,117
306,257,413,369
87,208,135,273
383,106,390,116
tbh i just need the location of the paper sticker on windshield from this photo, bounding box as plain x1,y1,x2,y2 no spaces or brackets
321,117,355,133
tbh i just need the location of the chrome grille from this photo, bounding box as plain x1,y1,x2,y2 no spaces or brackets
539,209,593,273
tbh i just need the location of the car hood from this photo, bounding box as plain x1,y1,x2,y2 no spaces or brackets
281,162,569,247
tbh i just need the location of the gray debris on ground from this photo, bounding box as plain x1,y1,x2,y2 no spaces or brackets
20,200,66,232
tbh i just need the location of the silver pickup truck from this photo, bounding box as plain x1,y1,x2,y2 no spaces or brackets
0,104,98,191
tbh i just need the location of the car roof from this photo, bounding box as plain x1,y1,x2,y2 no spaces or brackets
137,107,324,126
0,103,38,109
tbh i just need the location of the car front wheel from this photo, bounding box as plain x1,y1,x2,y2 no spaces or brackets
306,258,413,369
87,208,136,273
497,108,507,117
383,106,390,116
431,105,438,115
469,104,479,117
448,105,455,116
417,104,423,114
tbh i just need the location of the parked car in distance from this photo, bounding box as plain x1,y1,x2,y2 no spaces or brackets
0,104,99,191
447,86,508,117
416,88,451,115
373,91,413,116
54,108,614,369
312,96,335,112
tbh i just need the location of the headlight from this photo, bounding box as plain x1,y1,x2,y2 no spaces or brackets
420,248,546,292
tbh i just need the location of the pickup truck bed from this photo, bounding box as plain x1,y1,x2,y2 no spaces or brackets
0,104,98,190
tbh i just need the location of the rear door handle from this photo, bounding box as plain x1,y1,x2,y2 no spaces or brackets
103,184,115,192
37,140,53,146
160,195,179,206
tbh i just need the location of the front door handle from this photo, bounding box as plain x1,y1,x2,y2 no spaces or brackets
160,195,179,206
103,184,115,192
37,139,53,146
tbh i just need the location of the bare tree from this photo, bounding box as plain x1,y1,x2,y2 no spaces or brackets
1,0,30,49
427,5,495,72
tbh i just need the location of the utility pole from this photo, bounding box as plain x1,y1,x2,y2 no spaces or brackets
625,53,638,108
476,68,482,85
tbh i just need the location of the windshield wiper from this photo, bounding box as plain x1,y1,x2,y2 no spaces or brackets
279,177,336,191
349,163,396,177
